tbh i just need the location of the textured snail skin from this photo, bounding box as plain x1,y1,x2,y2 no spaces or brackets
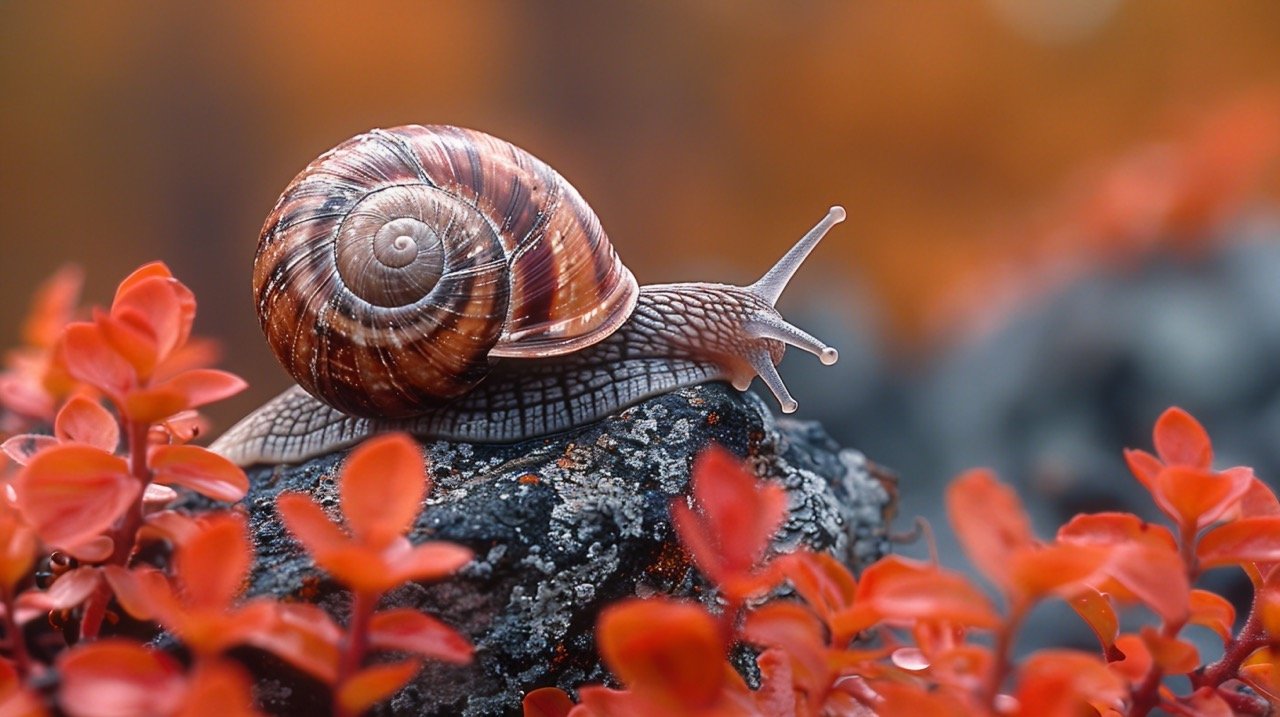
211,125,843,466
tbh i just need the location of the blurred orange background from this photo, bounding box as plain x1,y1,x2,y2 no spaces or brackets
3,1,1280,429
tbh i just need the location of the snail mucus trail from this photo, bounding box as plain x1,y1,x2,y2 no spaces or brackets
210,125,844,467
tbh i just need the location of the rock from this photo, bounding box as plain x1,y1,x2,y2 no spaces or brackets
234,382,895,716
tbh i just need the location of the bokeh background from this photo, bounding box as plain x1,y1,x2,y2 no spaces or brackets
5,1,1280,598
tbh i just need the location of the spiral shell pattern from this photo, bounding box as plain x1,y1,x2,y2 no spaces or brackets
253,125,638,418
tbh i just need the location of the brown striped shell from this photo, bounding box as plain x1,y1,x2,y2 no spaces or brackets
253,125,639,419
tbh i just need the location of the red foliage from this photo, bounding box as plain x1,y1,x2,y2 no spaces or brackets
526,406,1280,716
276,432,474,716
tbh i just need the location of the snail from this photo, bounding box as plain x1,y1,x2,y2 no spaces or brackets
210,125,843,466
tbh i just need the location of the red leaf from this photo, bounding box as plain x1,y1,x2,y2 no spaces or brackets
174,661,263,717
597,598,726,707
149,369,248,411
58,640,185,717
740,601,830,706
1152,466,1252,532
1008,542,1109,601
122,386,189,425
0,434,58,466
101,566,171,622
108,276,186,377
1099,542,1190,624
842,556,1001,631
1124,449,1162,492
54,396,119,452
336,659,422,716
1188,589,1236,644
1153,407,1213,469
385,542,474,586
1141,627,1199,674
673,447,788,599
1068,588,1119,654
521,687,575,717
45,567,103,610
61,323,136,399
150,445,248,502
773,550,858,638
21,264,83,349
340,434,426,548
1057,512,1177,551
368,608,473,664
0,504,38,591
946,468,1035,594
97,310,162,383
242,603,341,685
1197,516,1280,569
174,513,251,612
276,493,348,564
1015,650,1127,717
1110,633,1153,686
14,444,139,550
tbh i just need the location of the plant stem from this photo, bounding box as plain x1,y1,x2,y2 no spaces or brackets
982,600,1026,710
1195,605,1266,689
335,589,378,717
1,586,31,677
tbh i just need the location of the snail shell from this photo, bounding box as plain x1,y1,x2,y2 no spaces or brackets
254,125,638,418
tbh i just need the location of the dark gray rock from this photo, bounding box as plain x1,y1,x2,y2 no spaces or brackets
236,382,894,716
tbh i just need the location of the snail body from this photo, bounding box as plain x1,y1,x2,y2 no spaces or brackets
212,125,843,466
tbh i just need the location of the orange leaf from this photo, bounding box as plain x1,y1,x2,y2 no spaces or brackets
61,323,136,399
1239,477,1280,518
1188,589,1236,644
872,681,972,715
242,603,341,685
368,608,473,664
336,659,422,716
149,369,248,411
1008,543,1109,601
21,264,83,349
1057,512,1177,551
113,262,177,301
0,503,38,591
673,446,788,598
1123,449,1162,492
1109,633,1153,686
108,277,187,376
1,434,58,466
58,640,185,717
340,434,427,548
174,513,251,612
1181,687,1234,717
844,556,1001,631
14,444,139,550
276,493,348,563
1015,650,1126,717
1141,627,1199,674
385,541,473,586
1152,466,1252,532
97,310,163,383
773,550,858,631
946,469,1036,594
54,396,119,452
521,687,575,717
174,661,263,717
101,566,171,622
1099,542,1190,624
150,445,248,502
740,601,830,705
597,598,726,708
1067,588,1119,654
45,567,103,610
1152,407,1212,469
1197,516,1280,569
122,386,189,425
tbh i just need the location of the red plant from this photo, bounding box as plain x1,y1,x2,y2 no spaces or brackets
275,432,475,717
526,408,1280,716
